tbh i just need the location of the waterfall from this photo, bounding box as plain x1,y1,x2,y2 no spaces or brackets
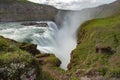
0,10,93,70
0,0,116,70
32,11,92,70
0,17,83,70
0,9,111,70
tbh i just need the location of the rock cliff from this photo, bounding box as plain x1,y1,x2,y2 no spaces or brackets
55,0,120,28
0,0,58,22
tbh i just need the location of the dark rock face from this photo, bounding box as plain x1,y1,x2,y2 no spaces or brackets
19,43,41,55
21,22,39,26
36,23,48,27
95,44,112,54
0,0,58,22
21,22,48,27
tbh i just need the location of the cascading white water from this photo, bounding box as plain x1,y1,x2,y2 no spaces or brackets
0,22,47,42
32,21,77,70
0,19,79,70
0,20,78,70
0,11,90,70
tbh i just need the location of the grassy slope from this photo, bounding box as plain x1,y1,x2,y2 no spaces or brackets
0,36,40,79
68,14,120,78
0,36,61,80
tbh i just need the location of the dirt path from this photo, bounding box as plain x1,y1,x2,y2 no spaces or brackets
42,64,68,80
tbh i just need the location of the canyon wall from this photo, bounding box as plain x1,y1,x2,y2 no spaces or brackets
0,0,58,22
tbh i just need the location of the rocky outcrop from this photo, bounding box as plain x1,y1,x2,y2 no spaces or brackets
0,0,58,22
95,44,113,54
21,22,48,27
19,43,41,55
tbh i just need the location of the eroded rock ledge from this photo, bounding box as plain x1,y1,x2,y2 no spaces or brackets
21,22,48,27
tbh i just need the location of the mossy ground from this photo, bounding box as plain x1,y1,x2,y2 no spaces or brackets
68,14,120,79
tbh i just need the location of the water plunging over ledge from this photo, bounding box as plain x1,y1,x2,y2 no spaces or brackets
0,21,78,70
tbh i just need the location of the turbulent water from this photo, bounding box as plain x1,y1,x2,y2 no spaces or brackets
0,21,77,70
0,22,47,42
0,11,90,70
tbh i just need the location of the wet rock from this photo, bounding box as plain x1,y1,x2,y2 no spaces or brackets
36,23,48,27
21,22,48,27
21,22,38,26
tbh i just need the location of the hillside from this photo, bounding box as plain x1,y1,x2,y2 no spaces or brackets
55,0,120,29
68,13,120,80
0,0,58,22
0,36,61,80
81,0,120,18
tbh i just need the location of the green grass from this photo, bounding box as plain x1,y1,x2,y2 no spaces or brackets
68,14,120,78
46,54,61,67
0,36,42,79
0,36,62,80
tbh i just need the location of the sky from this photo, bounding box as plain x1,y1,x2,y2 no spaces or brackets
27,0,116,10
